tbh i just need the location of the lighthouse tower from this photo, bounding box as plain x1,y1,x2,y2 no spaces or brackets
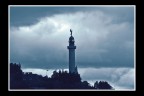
67,29,77,74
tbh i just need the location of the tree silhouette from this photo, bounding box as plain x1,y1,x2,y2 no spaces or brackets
94,81,113,89
10,63,28,89
10,63,114,89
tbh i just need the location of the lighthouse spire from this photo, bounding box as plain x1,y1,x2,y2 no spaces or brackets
70,29,72,36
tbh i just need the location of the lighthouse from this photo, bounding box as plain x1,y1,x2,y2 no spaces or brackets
67,29,78,74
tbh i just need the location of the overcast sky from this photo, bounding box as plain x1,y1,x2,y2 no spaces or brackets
10,6,134,69
9,5,135,90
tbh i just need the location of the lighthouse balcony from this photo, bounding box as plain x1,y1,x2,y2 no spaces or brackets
67,46,76,49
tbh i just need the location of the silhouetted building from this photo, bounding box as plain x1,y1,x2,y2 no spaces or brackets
67,29,78,73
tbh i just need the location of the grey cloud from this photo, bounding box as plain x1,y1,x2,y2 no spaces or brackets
10,7,134,69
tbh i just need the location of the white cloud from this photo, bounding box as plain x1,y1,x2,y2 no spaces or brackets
78,67,135,90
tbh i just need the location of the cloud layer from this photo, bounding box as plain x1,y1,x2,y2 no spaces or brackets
10,7,134,69
79,67,135,90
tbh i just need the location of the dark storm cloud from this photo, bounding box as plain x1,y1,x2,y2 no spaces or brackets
10,6,134,26
10,6,134,69
10,6,90,26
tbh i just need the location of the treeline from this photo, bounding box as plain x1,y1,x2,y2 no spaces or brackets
10,63,114,89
